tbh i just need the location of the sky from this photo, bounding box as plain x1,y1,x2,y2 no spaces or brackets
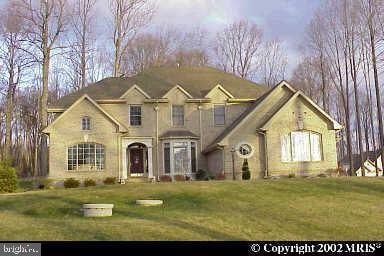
148,0,322,77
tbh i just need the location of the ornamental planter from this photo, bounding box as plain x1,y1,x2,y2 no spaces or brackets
82,204,114,217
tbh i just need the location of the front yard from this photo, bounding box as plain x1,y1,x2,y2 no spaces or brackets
0,177,383,240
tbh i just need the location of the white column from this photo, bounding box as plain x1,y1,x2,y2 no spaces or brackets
121,141,128,179
148,146,153,178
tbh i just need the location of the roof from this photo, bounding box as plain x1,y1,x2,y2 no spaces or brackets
160,130,199,139
339,150,382,171
50,66,267,109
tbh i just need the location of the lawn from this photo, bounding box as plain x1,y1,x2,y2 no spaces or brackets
0,177,383,240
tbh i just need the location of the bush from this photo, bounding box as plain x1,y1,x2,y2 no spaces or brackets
196,169,208,180
317,173,327,178
215,173,226,180
64,178,80,188
242,159,251,180
103,177,116,185
159,175,172,182
0,161,18,193
174,175,186,181
84,178,96,187
288,173,296,178
38,178,54,189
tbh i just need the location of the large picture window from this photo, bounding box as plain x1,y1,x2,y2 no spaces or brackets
281,131,322,162
163,141,197,175
67,143,105,170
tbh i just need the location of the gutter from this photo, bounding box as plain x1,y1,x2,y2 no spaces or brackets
257,129,269,178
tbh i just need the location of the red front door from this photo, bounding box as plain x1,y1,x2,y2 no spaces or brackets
130,149,144,174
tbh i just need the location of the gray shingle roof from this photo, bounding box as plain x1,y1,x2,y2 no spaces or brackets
49,66,267,109
160,130,199,139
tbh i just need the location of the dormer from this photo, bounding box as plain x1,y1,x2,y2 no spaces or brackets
120,84,151,103
204,84,234,103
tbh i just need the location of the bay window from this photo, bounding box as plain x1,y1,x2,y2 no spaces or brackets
281,131,322,162
163,141,197,175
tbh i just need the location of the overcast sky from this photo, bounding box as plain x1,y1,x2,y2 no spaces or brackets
147,0,321,77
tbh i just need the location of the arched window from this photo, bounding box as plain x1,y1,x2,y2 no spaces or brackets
81,116,90,130
67,143,105,170
281,131,322,162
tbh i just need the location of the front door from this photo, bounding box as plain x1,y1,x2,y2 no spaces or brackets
129,148,144,175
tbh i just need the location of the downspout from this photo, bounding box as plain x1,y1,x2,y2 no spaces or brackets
198,105,203,152
118,134,121,183
257,129,268,178
154,104,160,181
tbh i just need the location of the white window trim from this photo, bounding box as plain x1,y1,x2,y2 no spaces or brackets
236,142,255,159
66,142,105,171
129,104,142,127
171,105,185,127
213,104,226,126
162,140,198,176
281,130,323,163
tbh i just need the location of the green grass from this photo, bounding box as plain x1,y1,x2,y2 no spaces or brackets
0,177,383,240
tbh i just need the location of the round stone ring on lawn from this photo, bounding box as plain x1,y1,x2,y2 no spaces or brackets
82,204,114,217
135,200,163,206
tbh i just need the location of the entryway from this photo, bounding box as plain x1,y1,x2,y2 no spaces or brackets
127,143,148,176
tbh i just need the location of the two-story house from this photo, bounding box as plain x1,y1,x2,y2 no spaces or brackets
43,67,342,182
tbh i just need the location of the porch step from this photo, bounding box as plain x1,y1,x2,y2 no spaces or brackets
126,177,150,183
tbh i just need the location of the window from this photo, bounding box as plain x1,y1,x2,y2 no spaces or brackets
236,143,254,158
164,143,171,173
214,105,225,125
163,141,197,175
130,105,142,126
81,116,90,130
191,142,196,173
281,131,322,162
67,143,105,170
172,105,184,126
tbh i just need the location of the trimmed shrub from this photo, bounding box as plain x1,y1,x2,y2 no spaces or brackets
64,178,80,188
0,161,18,193
242,159,251,180
103,177,116,185
174,175,186,181
84,178,96,187
38,178,54,189
215,173,226,180
159,175,172,182
196,169,208,180
288,173,296,178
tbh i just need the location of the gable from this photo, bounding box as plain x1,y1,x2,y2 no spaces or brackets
43,95,127,134
205,84,234,101
163,85,192,104
120,84,151,100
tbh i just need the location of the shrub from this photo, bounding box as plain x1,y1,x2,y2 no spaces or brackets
64,178,80,188
288,173,296,178
174,174,186,181
242,159,251,180
317,173,327,178
38,178,54,189
159,175,172,182
215,173,226,180
196,169,208,180
103,177,116,185
84,178,96,187
0,161,18,193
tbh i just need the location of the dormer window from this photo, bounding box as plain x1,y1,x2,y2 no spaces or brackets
81,116,90,130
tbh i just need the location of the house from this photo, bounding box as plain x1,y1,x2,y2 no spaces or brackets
340,151,383,176
43,67,342,182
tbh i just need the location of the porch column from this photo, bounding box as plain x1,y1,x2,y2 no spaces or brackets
148,146,154,178
121,141,128,180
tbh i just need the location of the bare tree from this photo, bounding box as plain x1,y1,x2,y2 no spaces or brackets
0,1,32,161
260,39,287,87
68,0,96,89
214,20,263,79
18,0,67,176
109,0,156,77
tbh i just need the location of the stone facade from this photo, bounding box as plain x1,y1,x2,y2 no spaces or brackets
44,69,341,182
